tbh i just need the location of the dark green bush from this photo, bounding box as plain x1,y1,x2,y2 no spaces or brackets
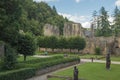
0,68,35,80
95,47,101,55
24,56,80,70
1,44,17,70
0,56,79,80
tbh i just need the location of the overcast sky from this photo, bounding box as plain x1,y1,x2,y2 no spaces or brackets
33,0,120,28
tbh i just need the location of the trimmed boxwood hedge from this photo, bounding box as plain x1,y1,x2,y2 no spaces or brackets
24,56,80,70
0,68,35,80
0,56,80,80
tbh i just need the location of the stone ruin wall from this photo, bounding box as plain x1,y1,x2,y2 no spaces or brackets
43,23,120,55
44,24,60,36
83,37,120,55
63,22,84,37
43,23,84,37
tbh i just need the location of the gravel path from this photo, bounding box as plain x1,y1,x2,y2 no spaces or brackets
81,59,120,64
33,55,50,58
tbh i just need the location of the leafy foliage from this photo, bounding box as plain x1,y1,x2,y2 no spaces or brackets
37,36,86,52
95,7,112,37
0,68,35,80
17,33,36,61
0,0,68,48
2,44,17,70
113,6,120,37
0,56,79,80
95,47,101,55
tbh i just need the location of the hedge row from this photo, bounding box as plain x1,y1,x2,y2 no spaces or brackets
0,56,80,80
0,68,35,80
22,55,63,64
24,57,80,70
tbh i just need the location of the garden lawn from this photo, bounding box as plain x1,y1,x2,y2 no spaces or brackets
49,63,120,80
101,55,120,61
80,54,120,61
17,55,40,62
108,56,120,61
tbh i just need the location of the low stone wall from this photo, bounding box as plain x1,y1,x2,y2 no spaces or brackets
39,48,79,53
36,61,80,76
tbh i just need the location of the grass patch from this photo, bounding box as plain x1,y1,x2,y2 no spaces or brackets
49,63,120,80
101,55,120,61
111,56,120,61
17,55,40,62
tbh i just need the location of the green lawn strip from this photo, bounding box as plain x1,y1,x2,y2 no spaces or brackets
111,56,120,61
17,55,40,62
102,55,120,61
48,63,120,80
79,54,120,61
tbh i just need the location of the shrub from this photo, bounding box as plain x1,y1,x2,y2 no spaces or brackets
0,56,80,80
1,44,17,70
95,47,101,55
24,56,80,70
0,68,35,80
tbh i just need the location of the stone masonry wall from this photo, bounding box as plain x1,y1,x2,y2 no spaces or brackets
83,37,120,55
44,24,60,36
63,22,84,37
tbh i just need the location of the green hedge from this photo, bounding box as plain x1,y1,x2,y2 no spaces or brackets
0,56,80,80
24,57,80,70
0,68,35,80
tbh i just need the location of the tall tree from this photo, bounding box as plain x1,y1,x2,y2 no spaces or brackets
113,6,120,37
17,33,36,61
0,0,22,46
52,5,57,15
96,7,111,37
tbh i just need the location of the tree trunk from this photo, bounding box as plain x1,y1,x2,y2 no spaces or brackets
39,47,40,52
24,55,27,61
78,50,79,53
45,48,47,52
62,48,63,52
70,49,71,53
52,48,54,52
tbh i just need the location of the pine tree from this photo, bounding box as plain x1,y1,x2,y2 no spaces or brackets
96,7,111,37
113,6,120,37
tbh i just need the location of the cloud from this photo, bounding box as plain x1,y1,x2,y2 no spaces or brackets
108,16,114,23
58,12,91,28
115,0,120,6
33,0,58,2
82,22,91,28
75,0,81,3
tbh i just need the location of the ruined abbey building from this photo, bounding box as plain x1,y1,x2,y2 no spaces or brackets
44,22,85,37
43,22,120,55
